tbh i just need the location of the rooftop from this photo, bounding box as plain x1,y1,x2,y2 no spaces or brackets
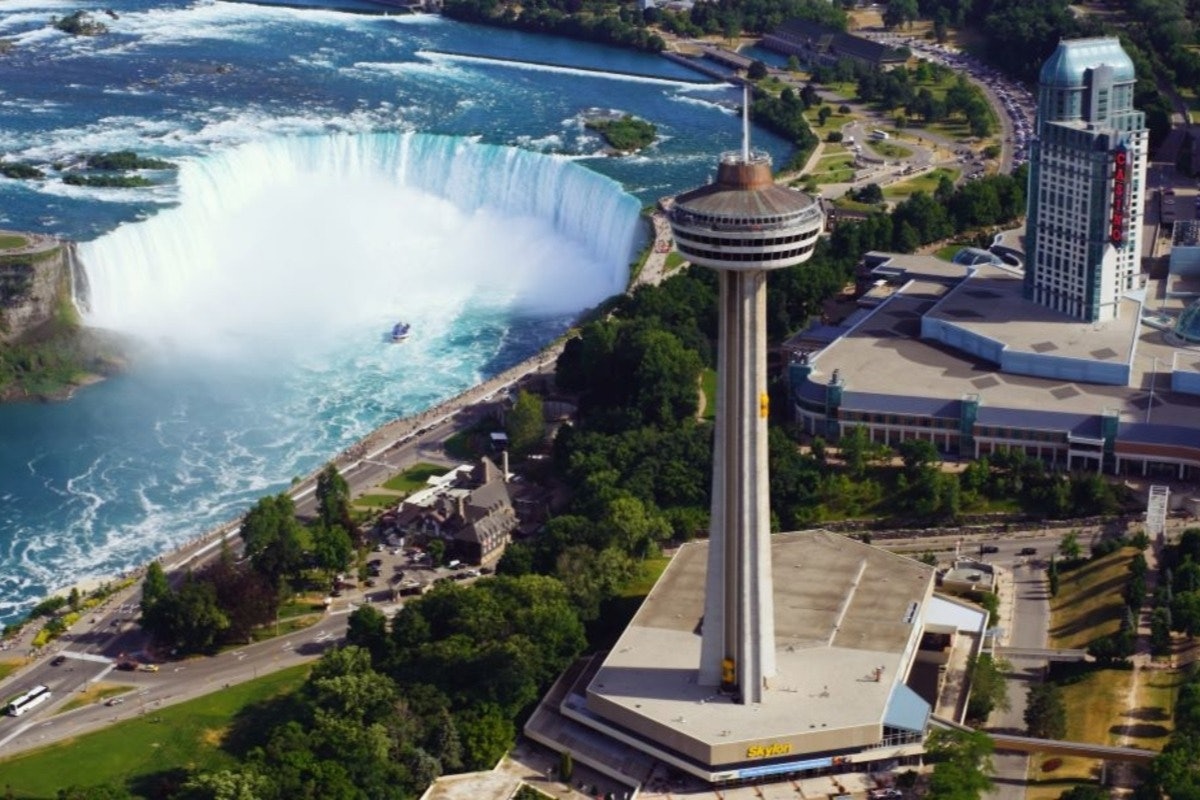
585,531,935,764
1039,37,1136,87
801,253,1200,429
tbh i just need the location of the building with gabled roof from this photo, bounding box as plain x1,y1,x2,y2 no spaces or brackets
399,456,516,565
761,19,908,71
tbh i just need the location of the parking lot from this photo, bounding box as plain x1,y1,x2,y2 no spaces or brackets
333,543,489,607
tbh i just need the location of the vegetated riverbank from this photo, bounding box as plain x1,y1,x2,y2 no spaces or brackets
0,233,128,402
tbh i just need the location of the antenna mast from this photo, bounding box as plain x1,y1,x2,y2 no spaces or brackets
741,84,750,162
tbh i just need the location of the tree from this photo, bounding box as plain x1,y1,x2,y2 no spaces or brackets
1025,683,1067,739
175,770,271,800
559,750,574,781
966,653,1011,722
457,703,515,770
145,573,231,653
883,0,918,28
56,786,133,800
1151,607,1173,656
926,728,995,800
506,390,545,455
140,560,171,626
426,538,446,567
1059,531,1082,560
315,463,353,536
1056,786,1109,800
347,605,392,665
239,494,304,589
839,425,870,479
312,522,354,577
747,60,767,80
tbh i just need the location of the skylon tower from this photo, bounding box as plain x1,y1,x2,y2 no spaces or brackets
667,107,823,703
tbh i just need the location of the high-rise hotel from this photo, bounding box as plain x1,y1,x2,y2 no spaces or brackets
1025,38,1147,321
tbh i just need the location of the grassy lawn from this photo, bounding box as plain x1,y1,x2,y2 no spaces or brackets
381,463,446,493
1026,753,1102,800
882,167,960,200
248,613,322,643
824,81,858,100
588,555,672,649
0,658,27,681
664,251,686,272
865,139,913,160
442,430,474,461
812,156,856,185
0,234,29,250
935,243,972,261
1049,547,1136,649
57,683,132,714
0,663,311,799
1180,86,1200,124
621,555,672,599
1027,668,1133,799
353,493,401,509
277,595,328,620
1118,669,1182,750
700,368,716,421
806,111,854,140
830,197,882,213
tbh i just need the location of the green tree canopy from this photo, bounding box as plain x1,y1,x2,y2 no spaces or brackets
506,390,545,455
239,493,304,589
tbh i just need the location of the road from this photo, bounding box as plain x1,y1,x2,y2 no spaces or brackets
0,609,351,756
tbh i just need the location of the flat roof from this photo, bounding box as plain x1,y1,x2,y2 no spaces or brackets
585,532,935,760
806,253,1200,428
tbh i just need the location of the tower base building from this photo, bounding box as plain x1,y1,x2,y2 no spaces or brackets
546,531,987,784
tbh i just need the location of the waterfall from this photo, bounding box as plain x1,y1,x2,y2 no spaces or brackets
78,132,642,344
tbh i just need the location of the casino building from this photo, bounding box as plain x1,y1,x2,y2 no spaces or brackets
785,38,1200,483
1024,38,1147,322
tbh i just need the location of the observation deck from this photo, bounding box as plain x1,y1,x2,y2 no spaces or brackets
668,150,823,272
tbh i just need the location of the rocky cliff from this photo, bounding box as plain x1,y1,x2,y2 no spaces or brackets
0,232,75,342
0,230,122,401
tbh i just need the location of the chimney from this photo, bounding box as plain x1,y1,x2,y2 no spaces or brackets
503,450,510,482
457,494,466,520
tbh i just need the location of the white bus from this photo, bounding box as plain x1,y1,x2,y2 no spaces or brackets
871,129,890,140
5,684,50,717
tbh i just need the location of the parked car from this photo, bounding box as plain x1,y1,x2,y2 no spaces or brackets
980,545,999,554
1018,547,1037,556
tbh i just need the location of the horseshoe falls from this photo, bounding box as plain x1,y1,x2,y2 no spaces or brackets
80,133,640,352
0,0,793,622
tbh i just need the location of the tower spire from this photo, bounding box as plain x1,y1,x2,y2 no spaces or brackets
741,84,750,162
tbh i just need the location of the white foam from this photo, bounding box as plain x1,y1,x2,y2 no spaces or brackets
419,50,711,87
79,132,638,357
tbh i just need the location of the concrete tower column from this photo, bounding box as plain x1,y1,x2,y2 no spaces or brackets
698,269,776,701
668,145,822,704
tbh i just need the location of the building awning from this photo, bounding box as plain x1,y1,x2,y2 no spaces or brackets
884,683,931,733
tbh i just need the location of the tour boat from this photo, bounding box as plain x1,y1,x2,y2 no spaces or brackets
391,321,411,343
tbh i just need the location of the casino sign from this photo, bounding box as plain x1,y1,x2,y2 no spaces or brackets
1110,148,1129,246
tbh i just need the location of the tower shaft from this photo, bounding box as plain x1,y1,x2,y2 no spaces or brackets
699,269,776,702
668,147,822,704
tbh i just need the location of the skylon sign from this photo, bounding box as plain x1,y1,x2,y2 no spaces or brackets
1110,148,1129,245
